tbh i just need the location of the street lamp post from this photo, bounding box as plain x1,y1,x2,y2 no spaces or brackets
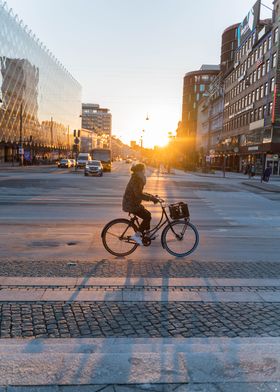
19,103,24,166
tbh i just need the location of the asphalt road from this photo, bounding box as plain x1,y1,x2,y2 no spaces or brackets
1,163,280,390
0,162,279,263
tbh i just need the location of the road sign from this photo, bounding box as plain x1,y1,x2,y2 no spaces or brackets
74,137,80,145
18,147,24,155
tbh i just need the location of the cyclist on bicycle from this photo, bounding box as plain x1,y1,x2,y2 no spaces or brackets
122,163,158,245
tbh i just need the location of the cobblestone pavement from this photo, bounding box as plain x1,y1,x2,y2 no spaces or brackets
1,260,280,277
0,301,280,339
2,382,280,391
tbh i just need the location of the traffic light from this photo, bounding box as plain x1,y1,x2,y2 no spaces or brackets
73,129,76,137
77,130,80,137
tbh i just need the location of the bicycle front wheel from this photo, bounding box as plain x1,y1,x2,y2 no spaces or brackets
161,220,199,257
101,218,139,257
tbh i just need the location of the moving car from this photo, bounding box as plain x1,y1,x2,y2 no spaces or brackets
84,160,103,177
77,153,92,168
57,159,71,168
69,159,76,167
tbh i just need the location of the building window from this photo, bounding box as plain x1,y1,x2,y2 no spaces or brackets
250,111,254,122
271,77,275,92
248,92,251,105
263,105,267,117
266,59,270,73
265,82,268,96
268,35,272,50
256,88,259,101
252,90,255,102
253,70,256,83
257,67,261,80
263,40,267,54
258,107,263,119
254,50,258,62
200,84,205,92
262,64,265,77
254,109,258,121
268,101,273,115
272,53,277,68
260,85,264,99
274,27,279,43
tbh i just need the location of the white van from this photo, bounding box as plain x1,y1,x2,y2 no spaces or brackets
77,153,92,168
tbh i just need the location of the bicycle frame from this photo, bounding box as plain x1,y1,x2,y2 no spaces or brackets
129,200,189,240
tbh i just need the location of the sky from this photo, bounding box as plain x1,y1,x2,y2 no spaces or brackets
6,0,273,148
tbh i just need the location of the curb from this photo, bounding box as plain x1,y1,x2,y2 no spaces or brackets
242,181,280,193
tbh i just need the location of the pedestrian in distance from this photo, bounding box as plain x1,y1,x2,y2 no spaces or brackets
263,165,272,182
248,164,256,179
122,163,158,245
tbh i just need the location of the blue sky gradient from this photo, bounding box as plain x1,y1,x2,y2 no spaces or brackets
6,0,273,147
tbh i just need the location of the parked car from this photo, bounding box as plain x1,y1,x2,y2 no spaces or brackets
125,158,132,164
69,159,76,167
84,160,103,177
57,159,71,168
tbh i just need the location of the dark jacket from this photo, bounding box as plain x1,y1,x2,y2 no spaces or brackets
122,173,151,212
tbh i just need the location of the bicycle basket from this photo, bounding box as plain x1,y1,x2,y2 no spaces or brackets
169,202,190,220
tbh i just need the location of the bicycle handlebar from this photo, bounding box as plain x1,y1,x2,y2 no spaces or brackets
154,195,165,204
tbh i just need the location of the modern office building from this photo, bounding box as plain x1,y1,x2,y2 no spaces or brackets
82,103,112,136
180,65,220,165
81,103,112,149
0,1,81,163
222,0,280,174
221,24,240,75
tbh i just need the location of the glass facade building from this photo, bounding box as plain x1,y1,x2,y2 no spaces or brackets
0,1,81,163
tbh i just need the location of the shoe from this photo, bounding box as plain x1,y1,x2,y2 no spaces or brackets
130,233,143,245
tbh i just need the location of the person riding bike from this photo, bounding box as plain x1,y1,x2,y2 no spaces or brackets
122,163,158,245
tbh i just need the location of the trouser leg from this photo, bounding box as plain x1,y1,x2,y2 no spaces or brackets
132,205,151,233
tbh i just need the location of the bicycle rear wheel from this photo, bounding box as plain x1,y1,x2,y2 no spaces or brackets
161,220,199,257
101,218,139,257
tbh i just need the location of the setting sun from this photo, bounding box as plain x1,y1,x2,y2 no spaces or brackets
115,105,179,149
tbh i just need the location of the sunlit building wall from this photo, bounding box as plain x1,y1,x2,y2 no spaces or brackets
181,65,220,164
0,1,81,163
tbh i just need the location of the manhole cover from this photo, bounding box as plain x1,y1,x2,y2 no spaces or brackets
30,241,60,248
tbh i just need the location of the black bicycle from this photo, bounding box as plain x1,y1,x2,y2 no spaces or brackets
101,197,199,257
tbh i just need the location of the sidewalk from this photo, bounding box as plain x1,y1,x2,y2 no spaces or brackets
1,338,280,391
0,274,280,390
191,170,280,192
